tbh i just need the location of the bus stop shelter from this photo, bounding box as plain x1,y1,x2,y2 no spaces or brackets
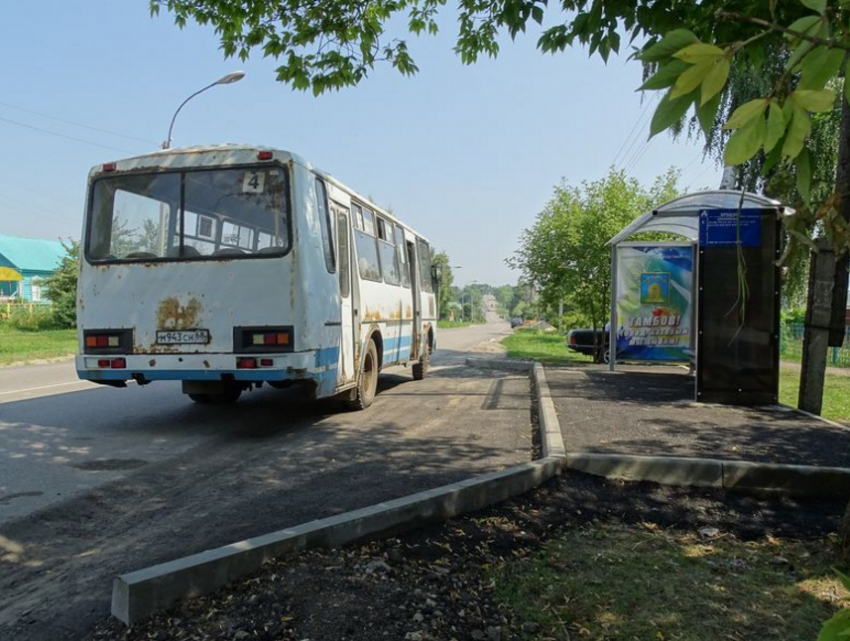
606,190,787,406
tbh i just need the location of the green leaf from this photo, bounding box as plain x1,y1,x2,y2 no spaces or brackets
649,89,696,139
800,46,845,90
817,608,850,641
782,106,812,158
790,229,819,251
638,59,690,91
640,29,698,62
792,89,836,112
698,91,722,137
701,58,730,106
673,43,725,64
796,148,812,199
787,40,816,72
671,60,713,99
786,15,823,41
763,139,784,175
724,99,768,130
799,0,826,14
837,569,850,593
724,114,766,165
764,100,786,153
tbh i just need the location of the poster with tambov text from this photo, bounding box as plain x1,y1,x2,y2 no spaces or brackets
615,244,693,361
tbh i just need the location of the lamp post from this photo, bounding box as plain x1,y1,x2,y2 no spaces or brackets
162,71,245,150
452,266,463,321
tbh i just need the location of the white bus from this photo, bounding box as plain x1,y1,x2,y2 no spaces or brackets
76,145,439,407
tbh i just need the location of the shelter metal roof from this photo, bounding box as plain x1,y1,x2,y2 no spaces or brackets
0,234,67,273
607,190,785,246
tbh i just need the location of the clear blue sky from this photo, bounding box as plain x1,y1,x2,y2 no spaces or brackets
0,2,722,286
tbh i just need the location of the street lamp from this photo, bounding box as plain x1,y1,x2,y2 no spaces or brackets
161,71,245,150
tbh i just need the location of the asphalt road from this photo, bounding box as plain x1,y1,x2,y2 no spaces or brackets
0,316,531,640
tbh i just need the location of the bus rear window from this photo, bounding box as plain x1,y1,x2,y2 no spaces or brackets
87,167,290,261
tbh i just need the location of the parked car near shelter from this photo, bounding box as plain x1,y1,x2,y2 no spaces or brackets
567,328,610,363
510,317,523,328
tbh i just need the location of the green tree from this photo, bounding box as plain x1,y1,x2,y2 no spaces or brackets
509,168,680,334
44,241,79,329
429,249,454,319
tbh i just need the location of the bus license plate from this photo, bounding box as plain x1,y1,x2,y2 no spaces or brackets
156,329,210,345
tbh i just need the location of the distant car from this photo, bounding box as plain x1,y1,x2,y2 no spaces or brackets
510,317,523,328
567,328,610,363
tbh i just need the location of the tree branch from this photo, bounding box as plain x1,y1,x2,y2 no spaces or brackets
715,9,850,51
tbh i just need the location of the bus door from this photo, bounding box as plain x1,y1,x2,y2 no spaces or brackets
334,205,357,386
406,240,421,360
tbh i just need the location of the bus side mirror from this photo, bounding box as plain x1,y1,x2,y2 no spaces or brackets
431,264,443,289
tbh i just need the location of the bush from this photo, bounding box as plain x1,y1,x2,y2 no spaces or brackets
3,305,58,331
43,240,79,329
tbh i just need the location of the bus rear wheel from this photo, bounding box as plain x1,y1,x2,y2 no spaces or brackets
345,339,378,410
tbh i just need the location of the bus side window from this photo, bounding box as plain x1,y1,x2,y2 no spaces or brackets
337,210,350,298
352,204,364,231
416,238,433,293
394,225,410,288
315,178,335,273
361,208,376,236
353,203,381,282
377,217,400,286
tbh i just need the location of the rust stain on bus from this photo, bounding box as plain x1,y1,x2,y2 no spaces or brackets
157,297,202,329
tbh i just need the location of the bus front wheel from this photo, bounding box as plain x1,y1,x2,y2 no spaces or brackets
345,339,378,411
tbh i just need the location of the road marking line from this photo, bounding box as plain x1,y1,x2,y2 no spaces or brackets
0,381,93,396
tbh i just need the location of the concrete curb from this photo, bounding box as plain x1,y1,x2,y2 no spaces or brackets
112,363,566,625
565,452,850,499
533,363,566,459
774,403,850,431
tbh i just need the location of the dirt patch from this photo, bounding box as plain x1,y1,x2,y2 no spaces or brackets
84,471,846,641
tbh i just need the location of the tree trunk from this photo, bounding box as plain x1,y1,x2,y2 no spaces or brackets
799,90,850,411
829,93,850,347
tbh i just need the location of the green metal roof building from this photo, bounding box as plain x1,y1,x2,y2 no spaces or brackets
0,234,68,302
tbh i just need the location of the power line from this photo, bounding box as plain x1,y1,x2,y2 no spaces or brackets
0,100,158,145
0,193,78,225
611,93,659,169
0,180,78,209
0,115,139,154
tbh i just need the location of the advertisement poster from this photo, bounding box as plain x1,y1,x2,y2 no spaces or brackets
615,244,693,361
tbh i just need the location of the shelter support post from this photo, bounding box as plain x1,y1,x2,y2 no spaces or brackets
609,246,616,372
799,238,835,415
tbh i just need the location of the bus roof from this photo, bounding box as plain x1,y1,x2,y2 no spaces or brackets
89,144,427,242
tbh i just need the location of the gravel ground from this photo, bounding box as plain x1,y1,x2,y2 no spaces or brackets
547,365,850,467
84,470,845,641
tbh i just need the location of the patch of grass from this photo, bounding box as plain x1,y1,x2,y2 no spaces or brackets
493,523,848,641
0,326,77,366
780,367,850,425
502,329,593,365
437,320,474,329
